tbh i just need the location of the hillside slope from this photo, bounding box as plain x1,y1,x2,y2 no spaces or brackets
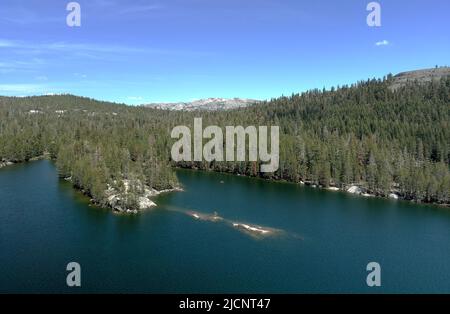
1,70,449,208
390,67,450,90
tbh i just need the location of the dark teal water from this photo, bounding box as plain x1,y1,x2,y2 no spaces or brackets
1,160,449,293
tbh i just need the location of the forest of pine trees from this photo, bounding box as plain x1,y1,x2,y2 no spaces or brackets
0,74,449,209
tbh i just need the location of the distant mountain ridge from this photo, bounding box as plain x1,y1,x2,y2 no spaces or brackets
144,67,450,110
390,66,450,90
145,97,260,111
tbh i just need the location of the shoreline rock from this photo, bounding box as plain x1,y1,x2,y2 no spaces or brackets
63,176,182,214
347,185,363,195
389,193,399,200
105,180,183,214
0,161,15,169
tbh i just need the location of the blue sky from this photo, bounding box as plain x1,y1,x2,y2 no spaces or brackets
0,0,449,104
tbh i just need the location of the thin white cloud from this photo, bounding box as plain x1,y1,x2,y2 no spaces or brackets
44,42,146,54
1,1,162,25
0,5,62,25
88,1,163,17
2,16,62,25
0,38,208,58
127,96,144,101
118,4,161,15
91,0,117,7
0,83,64,97
0,58,46,74
74,73,88,78
0,39,16,47
0,84,44,93
375,40,390,46
35,75,48,81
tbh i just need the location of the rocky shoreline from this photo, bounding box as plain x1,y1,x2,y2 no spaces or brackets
320,183,448,207
1,155,50,170
1,158,183,214
324,184,400,200
63,176,183,214
178,167,449,208
2,160,448,209
0,160,15,169
298,180,419,204
105,180,183,214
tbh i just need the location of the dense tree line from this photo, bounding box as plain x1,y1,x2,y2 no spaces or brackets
171,76,450,205
0,96,178,210
0,75,449,208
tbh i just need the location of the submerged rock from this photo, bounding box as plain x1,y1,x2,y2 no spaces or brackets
232,223,271,235
187,211,223,222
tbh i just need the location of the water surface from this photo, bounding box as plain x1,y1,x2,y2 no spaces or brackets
1,160,449,293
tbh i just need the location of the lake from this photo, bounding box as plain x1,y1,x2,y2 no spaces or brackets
0,160,449,293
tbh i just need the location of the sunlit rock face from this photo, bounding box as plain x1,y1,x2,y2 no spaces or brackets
145,98,260,111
